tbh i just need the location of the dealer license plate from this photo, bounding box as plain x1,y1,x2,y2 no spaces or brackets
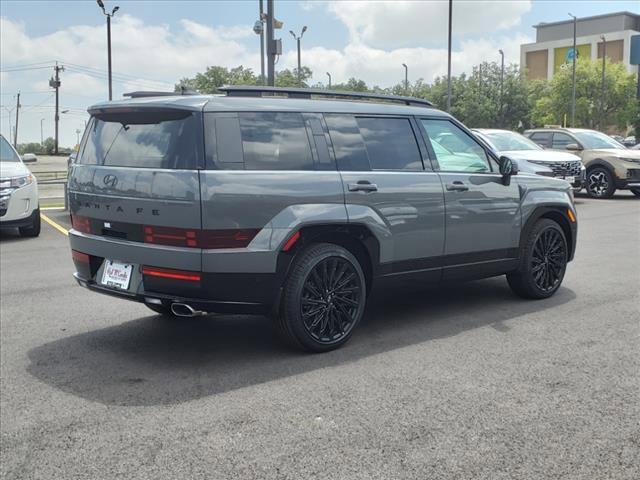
101,260,133,290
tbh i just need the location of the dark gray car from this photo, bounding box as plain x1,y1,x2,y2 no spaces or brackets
68,86,578,352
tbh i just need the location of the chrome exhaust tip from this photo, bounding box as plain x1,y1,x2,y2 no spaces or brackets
170,303,205,317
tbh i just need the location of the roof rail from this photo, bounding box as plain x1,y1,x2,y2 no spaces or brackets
123,86,199,98
218,85,433,107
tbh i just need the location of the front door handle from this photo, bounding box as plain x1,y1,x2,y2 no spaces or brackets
446,181,469,192
348,181,378,193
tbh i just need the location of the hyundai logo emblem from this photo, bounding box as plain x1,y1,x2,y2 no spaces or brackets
103,174,118,188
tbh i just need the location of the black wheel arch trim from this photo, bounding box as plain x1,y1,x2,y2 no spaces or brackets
520,206,577,262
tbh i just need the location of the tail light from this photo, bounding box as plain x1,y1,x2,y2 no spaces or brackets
142,266,201,282
144,226,198,248
71,215,91,234
143,226,259,249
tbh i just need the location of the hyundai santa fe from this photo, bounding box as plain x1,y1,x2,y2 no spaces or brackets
68,86,578,352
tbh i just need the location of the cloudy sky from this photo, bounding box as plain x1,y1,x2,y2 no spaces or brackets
1,0,638,147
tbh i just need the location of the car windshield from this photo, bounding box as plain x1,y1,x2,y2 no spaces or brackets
0,136,21,162
483,131,542,151
573,131,625,150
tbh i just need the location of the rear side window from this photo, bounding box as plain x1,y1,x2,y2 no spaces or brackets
529,131,551,147
207,112,314,170
325,114,423,171
356,117,422,170
80,110,201,169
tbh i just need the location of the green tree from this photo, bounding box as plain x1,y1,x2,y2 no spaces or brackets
177,65,259,94
275,67,313,87
533,58,636,129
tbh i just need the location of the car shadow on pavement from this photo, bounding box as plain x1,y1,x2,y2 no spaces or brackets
27,277,576,407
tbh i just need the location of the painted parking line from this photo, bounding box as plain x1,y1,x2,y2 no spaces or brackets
40,213,69,236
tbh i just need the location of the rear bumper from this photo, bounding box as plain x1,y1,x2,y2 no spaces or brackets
73,272,277,315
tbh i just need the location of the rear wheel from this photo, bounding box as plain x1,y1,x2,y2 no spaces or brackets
276,243,366,352
586,167,616,199
630,188,640,197
507,218,568,299
19,208,41,237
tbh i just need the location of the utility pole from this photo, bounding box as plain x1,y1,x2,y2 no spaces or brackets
50,63,64,155
600,35,606,130
326,72,331,88
13,92,20,148
97,0,119,100
259,0,265,85
499,50,504,128
446,0,453,112
40,118,45,145
266,0,275,86
290,26,307,86
402,63,408,94
569,13,577,127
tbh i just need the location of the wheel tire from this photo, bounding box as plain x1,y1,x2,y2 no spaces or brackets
19,208,41,237
507,218,568,300
630,188,640,197
586,167,616,199
275,243,367,352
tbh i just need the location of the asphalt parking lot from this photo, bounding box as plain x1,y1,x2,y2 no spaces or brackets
1,193,639,480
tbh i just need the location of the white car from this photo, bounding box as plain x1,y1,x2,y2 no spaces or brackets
0,134,40,237
473,128,586,192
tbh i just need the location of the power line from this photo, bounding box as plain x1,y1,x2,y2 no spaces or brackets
0,65,56,73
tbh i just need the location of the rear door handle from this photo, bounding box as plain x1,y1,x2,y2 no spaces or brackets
348,181,378,193
446,181,469,192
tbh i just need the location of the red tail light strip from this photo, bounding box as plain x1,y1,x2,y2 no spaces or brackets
144,226,260,249
71,250,90,263
141,266,201,282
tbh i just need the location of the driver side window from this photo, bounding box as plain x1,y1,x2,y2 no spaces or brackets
420,119,492,173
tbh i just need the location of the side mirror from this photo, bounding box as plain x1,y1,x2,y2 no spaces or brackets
566,143,582,151
22,153,37,163
499,155,518,176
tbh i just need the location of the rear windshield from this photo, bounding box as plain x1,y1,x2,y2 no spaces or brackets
80,110,202,169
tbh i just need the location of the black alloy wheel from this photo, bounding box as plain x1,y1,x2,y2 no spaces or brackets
530,227,567,293
277,243,366,352
507,218,568,299
300,256,363,344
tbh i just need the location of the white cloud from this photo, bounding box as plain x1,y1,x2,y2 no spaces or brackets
326,0,532,48
282,33,532,87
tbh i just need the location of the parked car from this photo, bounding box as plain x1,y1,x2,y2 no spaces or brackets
610,135,625,144
473,128,585,191
623,136,637,148
21,153,38,163
0,134,40,237
68,86,577,352
524,128,640,198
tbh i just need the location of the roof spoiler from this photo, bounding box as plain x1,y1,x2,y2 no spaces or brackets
123,86,199,98
218,85,433,107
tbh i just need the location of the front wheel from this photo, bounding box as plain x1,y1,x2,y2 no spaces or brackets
275,243,366,352
586,167,616,199
630,188,640,197
19,208,41,237
507,218,568,299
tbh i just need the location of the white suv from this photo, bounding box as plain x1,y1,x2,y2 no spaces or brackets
0,134,40,237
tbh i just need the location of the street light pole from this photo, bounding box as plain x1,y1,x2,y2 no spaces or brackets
402,63,408,94
446,0,453,112
97,0,119,101
259,0,265,85
600,35,606,130
569,13,577,127
326,72,331,88
289,26,307,86
40,118,45,145
499,49,504,128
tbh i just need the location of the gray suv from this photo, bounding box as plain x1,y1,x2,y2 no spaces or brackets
68,86,577,352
